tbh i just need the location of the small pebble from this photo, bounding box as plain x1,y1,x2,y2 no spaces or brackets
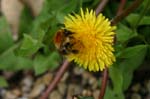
82,89,92,96
42,72,53,85
145,80,150,92
131,83,141,92
145,94,150,99
3,71,14,80
29,84,45,98
21,76,33,87
67,84,81,99
0,88,6,97
60,72,69,82
12,88,21,97
140,87,148,96
82,72,92,85
73,97,78,99
93,90,100,99
49,90,62,99
4,91,17,99
82,72,92,80
58,82,67,95
131,93,141,99
73,67,84,75
88,76,98,90
88,76,97,85
21,75,33,93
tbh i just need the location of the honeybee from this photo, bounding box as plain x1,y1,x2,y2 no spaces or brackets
54,29,82,55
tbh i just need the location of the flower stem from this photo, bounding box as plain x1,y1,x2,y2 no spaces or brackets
98,68,108,99
111,0,143,25
40,60,70,99
117,0,126,15
96,0,109,15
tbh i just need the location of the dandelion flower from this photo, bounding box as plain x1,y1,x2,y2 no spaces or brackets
56,8,116,72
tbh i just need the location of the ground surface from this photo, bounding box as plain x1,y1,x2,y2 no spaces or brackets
0,63,150,99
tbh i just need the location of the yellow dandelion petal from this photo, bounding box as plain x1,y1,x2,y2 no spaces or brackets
63,8,116,72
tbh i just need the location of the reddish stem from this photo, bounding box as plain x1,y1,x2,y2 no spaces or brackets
96,0,109,15
40,60,70,99
98,69,108,99
111,0,143,25
117,0,126,15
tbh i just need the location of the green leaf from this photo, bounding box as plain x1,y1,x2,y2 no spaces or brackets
147,45,150,60
19,7,33,35
59,0,79,14
121,71,133,91
90,0,100,8
33,54,48,75
31,12,59,48
18,34,43,56
116,23,137,44
0,76,8,87
78,96,94,99
41,0,66,13
138,25,150,44
0,46,33,71
109,66,123,94
56,12,66,24
0,17,14,54
117,45,148,90
126,14,150,27
118,45,147,65
0,45,18,70
41,0,78,14
31,13,57,48
104,87,124,99
14,57,33,70
142,0,150,9
33,52,60,75
31,14,52,39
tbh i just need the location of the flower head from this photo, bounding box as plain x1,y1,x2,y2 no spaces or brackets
63,8,116,72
